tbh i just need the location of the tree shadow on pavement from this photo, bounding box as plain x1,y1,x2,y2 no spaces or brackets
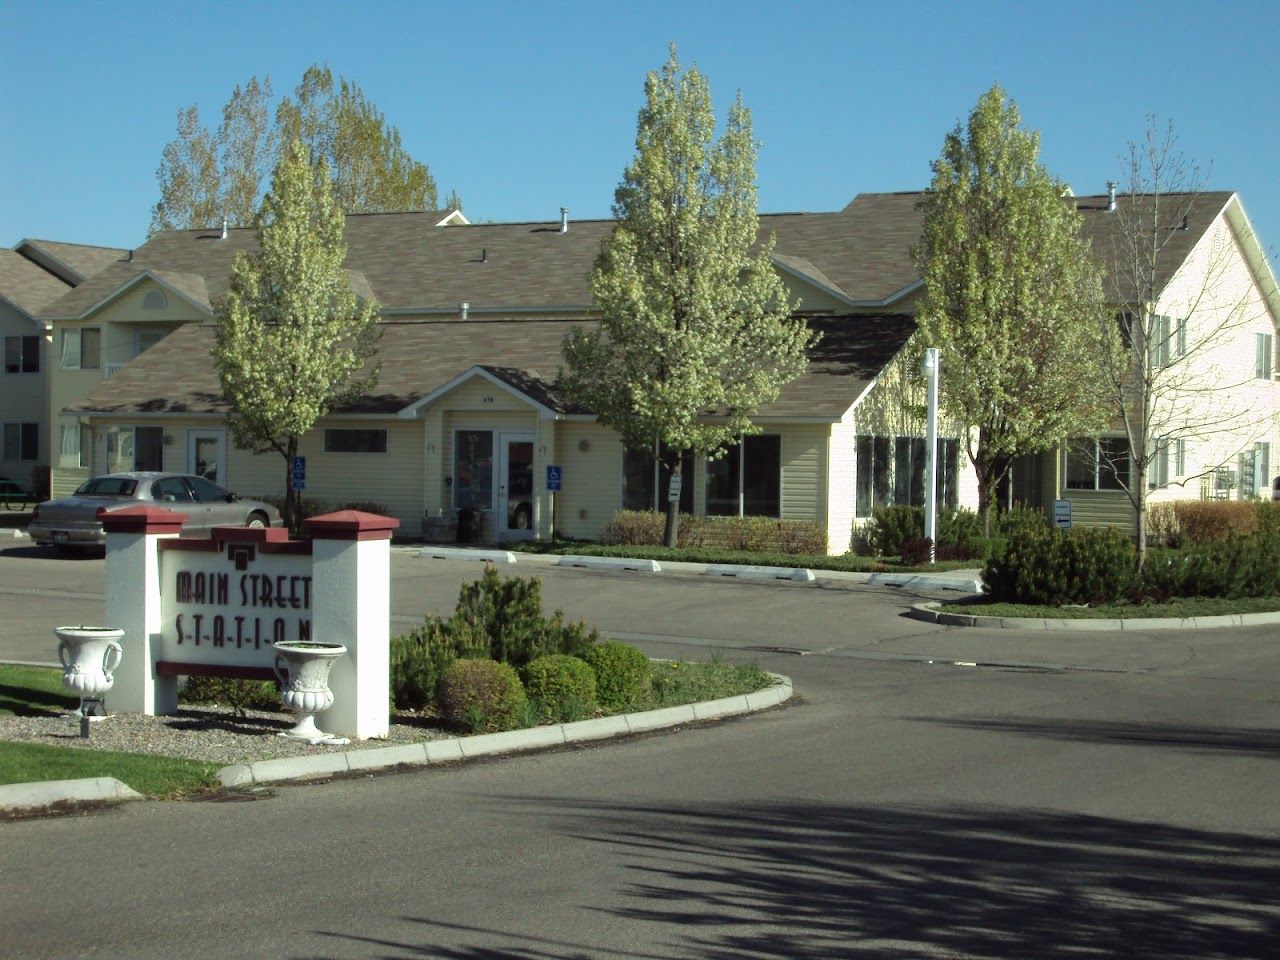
915,716,1280,758
316,799,1279,959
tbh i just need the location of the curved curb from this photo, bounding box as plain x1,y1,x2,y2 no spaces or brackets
216,672,793,788
908,601,1280,631
0,776,143,813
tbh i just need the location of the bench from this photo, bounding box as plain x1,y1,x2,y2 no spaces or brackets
0,479,32,511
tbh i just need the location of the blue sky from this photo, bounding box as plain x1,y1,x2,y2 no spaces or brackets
3,1,1278,267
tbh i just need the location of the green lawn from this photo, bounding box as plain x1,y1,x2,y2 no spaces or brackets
940,596,1280,619
0,665,218,799
643,659,774,708
510,540,978,573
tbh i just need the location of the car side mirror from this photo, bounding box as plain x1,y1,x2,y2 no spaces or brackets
227,493,239,503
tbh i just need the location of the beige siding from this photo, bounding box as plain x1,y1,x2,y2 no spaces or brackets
0,301,48,482
92,280,207,327
779,424,827,523
554,421,624,540
1056,491,1135,531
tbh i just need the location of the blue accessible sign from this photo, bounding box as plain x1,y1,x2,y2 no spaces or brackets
546,465,562,491
291,456,306,491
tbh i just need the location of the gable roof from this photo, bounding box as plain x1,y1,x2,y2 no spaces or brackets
14,239,130,285
0,248,73,320
65,313,916,422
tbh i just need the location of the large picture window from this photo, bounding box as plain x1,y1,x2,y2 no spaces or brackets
1066,437,1130,491
324,428,388,453
705,434,781,517
622,443,694,514
856,435,958,516
454,430,493,511
4,336,39,373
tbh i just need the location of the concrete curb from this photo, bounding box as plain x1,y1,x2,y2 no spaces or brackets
908,601,1280,631
556,555,662,573
0,777,143,812
213,672,793,788
864,572,984,593
704,564,815,582
414,547,517,564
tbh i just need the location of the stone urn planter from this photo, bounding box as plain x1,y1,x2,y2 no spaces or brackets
55,626,124,717
272,641,350,746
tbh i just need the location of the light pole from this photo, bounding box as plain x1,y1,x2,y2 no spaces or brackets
921,347,940,564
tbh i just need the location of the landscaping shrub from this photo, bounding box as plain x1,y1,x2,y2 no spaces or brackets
255,495,391,521
454,565,599,667
180,676,279,715
1141,511,1280,600
1163,500,1269,545
983,526,1137,606
438,658,528,733
583,642,651,712
522,654,598,723
598,510,827,556
866,505,922,557
389,615,488,711
900,537,933,566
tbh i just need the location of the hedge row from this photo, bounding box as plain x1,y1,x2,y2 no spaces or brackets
598,510,827,556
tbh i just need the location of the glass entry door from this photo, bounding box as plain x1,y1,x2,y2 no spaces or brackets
187,430,226,484
497,434,535,540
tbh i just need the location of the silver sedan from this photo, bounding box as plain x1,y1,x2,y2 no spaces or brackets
28,472,282,552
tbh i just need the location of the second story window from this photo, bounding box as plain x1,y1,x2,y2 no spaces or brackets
4,335,39,373
1257,332,1275,380
60,328,101,370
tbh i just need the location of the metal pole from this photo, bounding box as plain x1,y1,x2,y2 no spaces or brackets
922,348,940,564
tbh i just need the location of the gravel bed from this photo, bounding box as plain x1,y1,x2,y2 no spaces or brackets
0,706,454,766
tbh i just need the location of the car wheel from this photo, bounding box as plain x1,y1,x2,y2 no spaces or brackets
246,512,268,529
513,504,532,530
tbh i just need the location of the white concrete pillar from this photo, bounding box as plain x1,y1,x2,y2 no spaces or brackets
305,511,399,739
101,506,187,715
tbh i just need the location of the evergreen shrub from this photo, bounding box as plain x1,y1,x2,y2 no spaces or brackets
522,654,598,723
439,659,528,733
454,565,598,668
389,615,487,711
597,511,827,555
180,676,279,715
983,527,1136,606
583,642,652,712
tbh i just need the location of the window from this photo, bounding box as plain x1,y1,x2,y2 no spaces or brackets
1066,437,1131,491
1256,332,1274,380
1257,443,1271,498
1150,315,1186,368
856,435,959,516
134,426,163,471
142,290,169,310
186,476,229,503
59,422,91,468
151,476,194,503
60,327,100,370
4,336,39,373
622,443,694,513
324,428,388,453
1149,437,1172,490
2,423,38,462
453,430,493,510
705,435,781,517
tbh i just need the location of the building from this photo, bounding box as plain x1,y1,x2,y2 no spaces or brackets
33,191,1280,551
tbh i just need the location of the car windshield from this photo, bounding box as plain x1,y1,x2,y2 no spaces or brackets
74,477,138,497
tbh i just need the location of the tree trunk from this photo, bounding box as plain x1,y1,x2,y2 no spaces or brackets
1134,463,1148,572
663,460,682,549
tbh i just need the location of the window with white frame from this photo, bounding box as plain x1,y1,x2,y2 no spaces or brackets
1066,437,1131,491
58,422,91,469
2,422,38,462
1240,442,1271,498
622,442,694,513
705,434,781,517
60,327,101,370
4,335,39,373
1148,436,1186,490
1150,315,1187,368
855,434,959,517
1256,332,1274,380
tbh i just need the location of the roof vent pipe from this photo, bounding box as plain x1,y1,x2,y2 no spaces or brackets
1107,182,1117,212
560,207,569,233
221,216,229,239
127,249,133,262
460,301,469,321
481,248,487,263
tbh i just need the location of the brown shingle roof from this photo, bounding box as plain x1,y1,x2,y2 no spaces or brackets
66,313,915,422
0,249,72,316
15,239,130,284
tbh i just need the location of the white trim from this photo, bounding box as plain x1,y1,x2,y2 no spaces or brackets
398,366,559,420
434,210,470,226
770,256,857,307
187,429,227,485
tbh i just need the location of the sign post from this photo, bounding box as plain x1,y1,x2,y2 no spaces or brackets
546,465,562,541
291,456,306,491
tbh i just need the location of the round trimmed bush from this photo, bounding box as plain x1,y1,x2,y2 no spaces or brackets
583,642,651,712
522,654,598,723
439,658,528,733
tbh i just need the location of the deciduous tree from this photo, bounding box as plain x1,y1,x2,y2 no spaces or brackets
915,85,1112,534
562,46,812,547
213,139,381,533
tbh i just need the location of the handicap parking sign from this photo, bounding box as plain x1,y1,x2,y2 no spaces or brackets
546,465,562,491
